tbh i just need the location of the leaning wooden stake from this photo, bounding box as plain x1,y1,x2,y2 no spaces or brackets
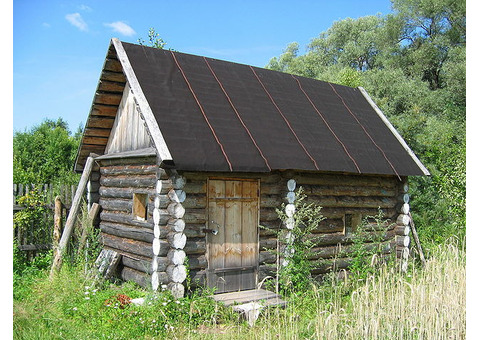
408,212,426,267
50,156,95,278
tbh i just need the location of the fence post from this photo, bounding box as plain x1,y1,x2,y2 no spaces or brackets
52,196,63,255
13,183,17,205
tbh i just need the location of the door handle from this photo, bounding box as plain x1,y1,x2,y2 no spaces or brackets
207,220,222,235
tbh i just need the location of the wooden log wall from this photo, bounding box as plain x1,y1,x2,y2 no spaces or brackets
97,164,409,288
178,170,406,286
97,155,165,289
282,172,408,278
97,156,190,294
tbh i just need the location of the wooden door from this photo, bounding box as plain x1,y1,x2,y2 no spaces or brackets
207,179,259,293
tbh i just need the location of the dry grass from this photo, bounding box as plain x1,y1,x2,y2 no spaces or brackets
313,241,466,339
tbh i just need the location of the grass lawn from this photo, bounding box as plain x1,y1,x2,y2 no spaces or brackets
13,240,465,339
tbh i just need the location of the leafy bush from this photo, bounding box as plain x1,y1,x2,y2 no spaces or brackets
13,189,49,240
271,187,325,293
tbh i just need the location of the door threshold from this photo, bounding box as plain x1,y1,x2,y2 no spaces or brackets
211,288,286,326
211,288,286,308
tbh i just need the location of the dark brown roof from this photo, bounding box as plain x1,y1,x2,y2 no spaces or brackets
75,39,429,176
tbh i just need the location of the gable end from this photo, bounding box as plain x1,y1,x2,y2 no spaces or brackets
74,39,173,172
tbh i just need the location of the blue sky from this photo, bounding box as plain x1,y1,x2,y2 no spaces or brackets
13,0,395,133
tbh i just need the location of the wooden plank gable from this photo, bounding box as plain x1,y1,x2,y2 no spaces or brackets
105,83,154,154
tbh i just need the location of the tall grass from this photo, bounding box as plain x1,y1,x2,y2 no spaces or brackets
311,241,466,339
13,240,465,339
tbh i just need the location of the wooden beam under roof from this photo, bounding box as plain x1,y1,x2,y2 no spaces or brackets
74,41,128,172
82,136,109,145
101,70,126,83
104,58,123,73
94,92,123,106
91,104,118,117
87,117,116,129
98,80,125,93
76,146,107,171
75,38,173,172
83,127,111,137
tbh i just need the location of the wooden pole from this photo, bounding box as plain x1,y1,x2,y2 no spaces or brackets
52,196,63,255
408,212,426,267
50,156,95,278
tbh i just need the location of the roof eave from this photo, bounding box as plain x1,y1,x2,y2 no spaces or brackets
74,40,121,172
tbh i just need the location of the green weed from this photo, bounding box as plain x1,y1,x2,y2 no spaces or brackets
13,239,465,339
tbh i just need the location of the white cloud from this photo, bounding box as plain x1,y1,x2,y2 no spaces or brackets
65,13,88,31
78,4,92,12
104,21,136,37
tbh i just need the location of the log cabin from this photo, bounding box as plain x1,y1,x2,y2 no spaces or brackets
74,38,429,298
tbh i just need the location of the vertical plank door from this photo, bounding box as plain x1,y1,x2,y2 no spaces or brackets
207,179,259,293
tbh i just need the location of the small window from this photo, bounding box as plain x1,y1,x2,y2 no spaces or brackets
343,213,361,236
133,193,148,220
344,214,353,236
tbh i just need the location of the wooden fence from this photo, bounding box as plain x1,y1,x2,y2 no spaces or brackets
13,183,78,257
13,183,77,208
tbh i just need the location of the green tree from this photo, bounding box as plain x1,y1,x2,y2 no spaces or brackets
308,15,393,71
391,0,466,90
13,118,81,185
